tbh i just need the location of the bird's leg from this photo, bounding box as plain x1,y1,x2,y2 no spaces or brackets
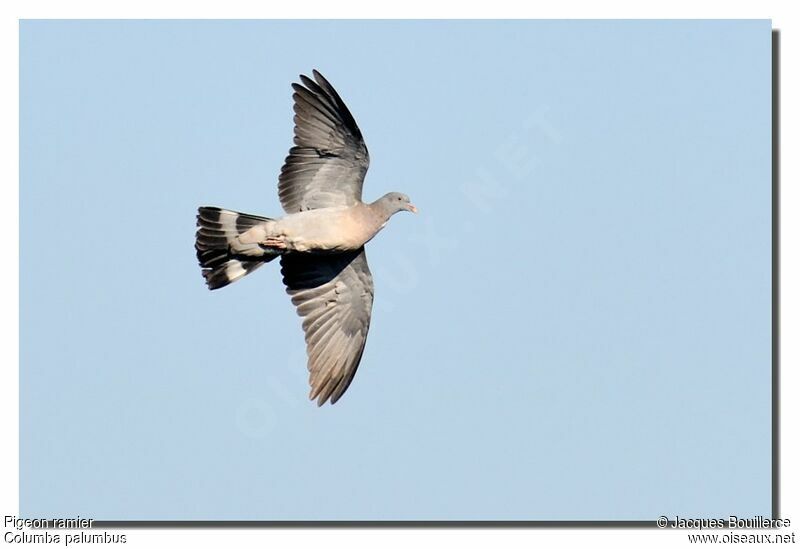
261,236,288,250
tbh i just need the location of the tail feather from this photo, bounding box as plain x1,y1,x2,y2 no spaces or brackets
195,207,279,290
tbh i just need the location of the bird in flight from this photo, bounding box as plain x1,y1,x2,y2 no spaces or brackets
195,70,416,406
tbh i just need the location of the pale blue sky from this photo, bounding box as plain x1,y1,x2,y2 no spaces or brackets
20,20,772,521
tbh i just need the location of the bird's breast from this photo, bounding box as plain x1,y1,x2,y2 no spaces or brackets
275,206,379,252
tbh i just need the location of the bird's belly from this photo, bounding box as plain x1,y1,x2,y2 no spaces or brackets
275,210,372,252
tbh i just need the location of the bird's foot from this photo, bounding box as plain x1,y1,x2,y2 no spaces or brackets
261,237,288,250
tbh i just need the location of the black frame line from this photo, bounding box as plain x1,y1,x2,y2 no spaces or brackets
771,27,781,521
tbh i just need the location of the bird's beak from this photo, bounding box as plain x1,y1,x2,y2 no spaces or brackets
408,204,418,214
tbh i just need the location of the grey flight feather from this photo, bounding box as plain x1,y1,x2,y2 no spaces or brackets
278,69,370,213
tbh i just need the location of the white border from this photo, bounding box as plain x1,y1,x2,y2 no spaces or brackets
3,2,796,548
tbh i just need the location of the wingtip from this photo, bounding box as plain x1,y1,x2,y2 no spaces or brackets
312,69,330,88
298,74,315,89
296,70,323,85
293,71,331,99
309,385,336,407
310,392,328,407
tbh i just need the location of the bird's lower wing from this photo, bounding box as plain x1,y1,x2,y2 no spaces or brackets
280,249,374,405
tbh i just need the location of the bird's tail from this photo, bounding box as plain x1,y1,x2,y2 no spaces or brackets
195,206,280,290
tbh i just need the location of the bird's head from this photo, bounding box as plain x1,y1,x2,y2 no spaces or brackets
378,192,418,215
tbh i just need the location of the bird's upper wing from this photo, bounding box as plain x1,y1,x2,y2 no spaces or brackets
278,70,370,213
281,249,374,405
